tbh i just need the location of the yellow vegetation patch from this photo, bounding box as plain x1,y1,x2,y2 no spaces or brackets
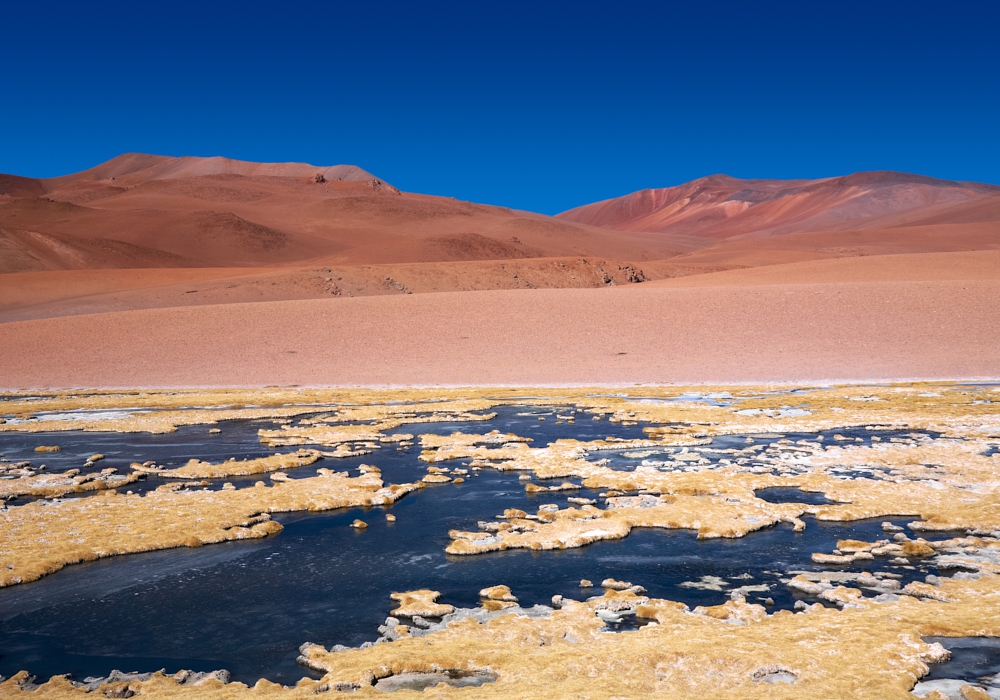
158,449,322,479
390,589,455,618
258,424,391,448
480,585,518,602
0,467,139,499
0,470,417,587
426,424,1000,554
287,573,1000,700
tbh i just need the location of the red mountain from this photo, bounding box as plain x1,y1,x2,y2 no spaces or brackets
557,171,1000,239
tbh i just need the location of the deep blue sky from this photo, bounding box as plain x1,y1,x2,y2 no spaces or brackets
3,1,999,214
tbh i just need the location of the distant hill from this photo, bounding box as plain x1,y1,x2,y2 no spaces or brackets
1,157,997,322
42,152,381,188
557,171,1000,239
0,154,692,272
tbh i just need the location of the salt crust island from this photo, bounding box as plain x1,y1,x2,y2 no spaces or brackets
1,384,999,699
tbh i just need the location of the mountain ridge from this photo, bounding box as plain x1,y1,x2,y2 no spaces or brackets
30,153,380,190
557,170,1000,239
0,155,996,319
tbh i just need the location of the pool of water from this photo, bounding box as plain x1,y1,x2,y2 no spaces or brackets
0,405,951,686
755,488,837,505
915,637,1000,698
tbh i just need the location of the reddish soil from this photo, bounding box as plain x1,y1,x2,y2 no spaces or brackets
1,276,997,388
0,258,742,323
648,250,1000,287
0,154,695,273
1,155,997,387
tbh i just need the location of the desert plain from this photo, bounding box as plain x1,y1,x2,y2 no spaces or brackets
1,155,999,699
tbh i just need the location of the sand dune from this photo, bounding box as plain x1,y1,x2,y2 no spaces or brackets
1,277,997,388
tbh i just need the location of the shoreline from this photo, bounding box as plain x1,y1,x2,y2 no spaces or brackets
3,378,1000,392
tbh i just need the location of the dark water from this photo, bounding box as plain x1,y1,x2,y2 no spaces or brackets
755,488,837,505
0,406,950,685
923,637,1000,687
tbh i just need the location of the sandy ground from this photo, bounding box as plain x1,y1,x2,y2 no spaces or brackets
1,275,997,388
4,249,994,324
0,259,742,323
648,249,1000,287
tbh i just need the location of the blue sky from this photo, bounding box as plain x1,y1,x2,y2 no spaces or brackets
2,0,998,214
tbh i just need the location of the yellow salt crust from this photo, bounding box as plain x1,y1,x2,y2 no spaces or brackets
0,468,140,499
258,415,507,453
447,496,808,554
0,471,417,587
158,450,323,479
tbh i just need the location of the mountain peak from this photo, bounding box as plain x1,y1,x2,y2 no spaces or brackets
46,153,380,187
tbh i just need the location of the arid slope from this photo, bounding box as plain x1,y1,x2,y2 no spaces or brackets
557,171,1000,239
0,154,694,273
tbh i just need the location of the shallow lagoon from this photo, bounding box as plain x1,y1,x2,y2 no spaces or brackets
0,405,960,684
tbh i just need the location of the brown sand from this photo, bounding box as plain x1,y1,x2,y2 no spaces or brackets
663,222,1000,268
648,249,1000,287
1,276,997,388
0,258,723,323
